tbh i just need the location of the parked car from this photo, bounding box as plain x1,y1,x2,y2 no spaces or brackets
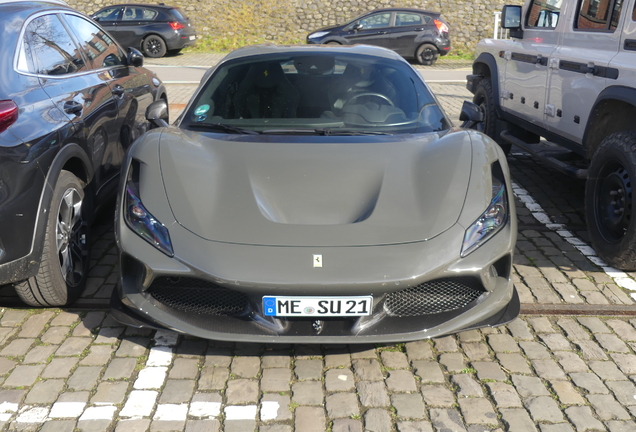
91,3,196,58
306,8,451,65
469,0,636,270
0,0,167,306
111,44,518,343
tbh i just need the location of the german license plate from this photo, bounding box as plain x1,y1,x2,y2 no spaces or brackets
263,296,372,317
189,35,196,40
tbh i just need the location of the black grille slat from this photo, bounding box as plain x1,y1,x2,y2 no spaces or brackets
148,277,249,316
384,278,484,317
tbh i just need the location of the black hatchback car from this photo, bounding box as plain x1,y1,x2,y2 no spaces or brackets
0,0,167,307
307,8,451,65
92,3,197,58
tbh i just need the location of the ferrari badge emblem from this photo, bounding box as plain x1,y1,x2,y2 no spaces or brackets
313,254,322,268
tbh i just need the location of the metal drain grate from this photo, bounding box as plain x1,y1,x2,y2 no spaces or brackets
148,277,249,316
384,278,484,317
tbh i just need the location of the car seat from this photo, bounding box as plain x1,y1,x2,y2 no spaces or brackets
233,62,299,118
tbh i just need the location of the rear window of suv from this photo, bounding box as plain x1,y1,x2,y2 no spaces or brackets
576,0,624,30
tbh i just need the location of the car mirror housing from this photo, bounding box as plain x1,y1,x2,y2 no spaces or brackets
146,99,169,127
127,47,144,67
459,101,484,129
501,5,523,38
352,22,363,31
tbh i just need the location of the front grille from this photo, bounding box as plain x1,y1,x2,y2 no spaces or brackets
148,277,249,316
384,278,484,317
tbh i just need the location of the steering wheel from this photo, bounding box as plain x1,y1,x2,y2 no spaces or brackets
344,92,394,107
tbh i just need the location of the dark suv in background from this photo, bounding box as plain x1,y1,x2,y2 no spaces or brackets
307,8,451,65
0,0,167,306
92,3,197,58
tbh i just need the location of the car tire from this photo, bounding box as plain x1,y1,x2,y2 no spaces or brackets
326,41,340,45
416,43,439,66
143,35,167,58
585,131,636,270
14,170,90,306
473,78,511,155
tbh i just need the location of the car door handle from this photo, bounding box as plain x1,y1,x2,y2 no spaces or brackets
63,100,83,115
415,27,425,31
112,85,125,97
378,31,388,34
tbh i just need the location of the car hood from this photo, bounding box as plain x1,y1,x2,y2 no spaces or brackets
157,128,473,247
309,24,342,34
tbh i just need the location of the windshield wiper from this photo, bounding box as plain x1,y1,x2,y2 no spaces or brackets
187,123,259,135
260,128,393,136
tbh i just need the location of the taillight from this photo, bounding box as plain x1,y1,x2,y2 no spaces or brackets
168,21,185,30
0,100,18,133
434,19,449,34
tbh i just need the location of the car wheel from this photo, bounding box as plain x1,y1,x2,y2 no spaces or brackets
585,131,636,270
143,35,167,58
473,78,511,155
14,170,90,306
416,43,439,66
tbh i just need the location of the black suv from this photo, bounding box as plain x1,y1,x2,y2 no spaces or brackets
0,0,167,306
306,8,451,65
92,3,197,58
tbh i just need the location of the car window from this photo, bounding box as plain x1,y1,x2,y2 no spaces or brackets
122,7,156,21
63,14,126,69
22,14,88,76
93,7,120,21
358,13,392,29
577,0,624,30
184,53,448,134
170,8,187,21
526,0,561,28
395,13,427,26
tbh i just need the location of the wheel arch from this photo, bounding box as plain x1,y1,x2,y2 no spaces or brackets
584,86,636,159
27,144,94,275
471,53,501,115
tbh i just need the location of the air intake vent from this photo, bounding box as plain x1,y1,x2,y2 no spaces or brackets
384,278,484,317
148,277,249,316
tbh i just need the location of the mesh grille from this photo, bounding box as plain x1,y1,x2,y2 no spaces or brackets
384,278,484,317
148,277,249,316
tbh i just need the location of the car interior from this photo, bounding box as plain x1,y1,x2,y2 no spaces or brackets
187,54,448,131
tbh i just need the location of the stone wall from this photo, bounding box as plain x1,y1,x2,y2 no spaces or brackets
69,0,524,52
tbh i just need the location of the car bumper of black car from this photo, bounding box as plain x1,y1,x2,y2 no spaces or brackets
112,218,518,343
165,31,197,50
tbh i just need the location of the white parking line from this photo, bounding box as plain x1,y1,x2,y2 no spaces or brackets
512,182,636,300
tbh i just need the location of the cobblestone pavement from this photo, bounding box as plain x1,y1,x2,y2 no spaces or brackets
0,54,635,431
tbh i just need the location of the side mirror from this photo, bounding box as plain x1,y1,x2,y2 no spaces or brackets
127,47,144,67
460,101,484,130
352,23,363,31
146,99,169,127
501,5,521,28
501,5,523,38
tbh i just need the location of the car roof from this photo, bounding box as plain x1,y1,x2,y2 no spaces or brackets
0,0,67,4
98,3,176,10
222,44,408,63
362,7,440,16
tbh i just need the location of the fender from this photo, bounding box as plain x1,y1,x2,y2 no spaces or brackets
0,143,93,285
469,52,502,116
583,85,636,153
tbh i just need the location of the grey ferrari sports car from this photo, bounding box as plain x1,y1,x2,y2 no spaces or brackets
111,45,519,343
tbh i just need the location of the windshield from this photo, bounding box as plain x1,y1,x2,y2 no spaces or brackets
182,52,449,135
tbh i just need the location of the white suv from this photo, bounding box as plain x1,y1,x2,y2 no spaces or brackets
468,0,636,270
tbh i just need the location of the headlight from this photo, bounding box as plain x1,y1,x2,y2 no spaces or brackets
124,161,174,257
461,162,508,257
309,31,329,39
